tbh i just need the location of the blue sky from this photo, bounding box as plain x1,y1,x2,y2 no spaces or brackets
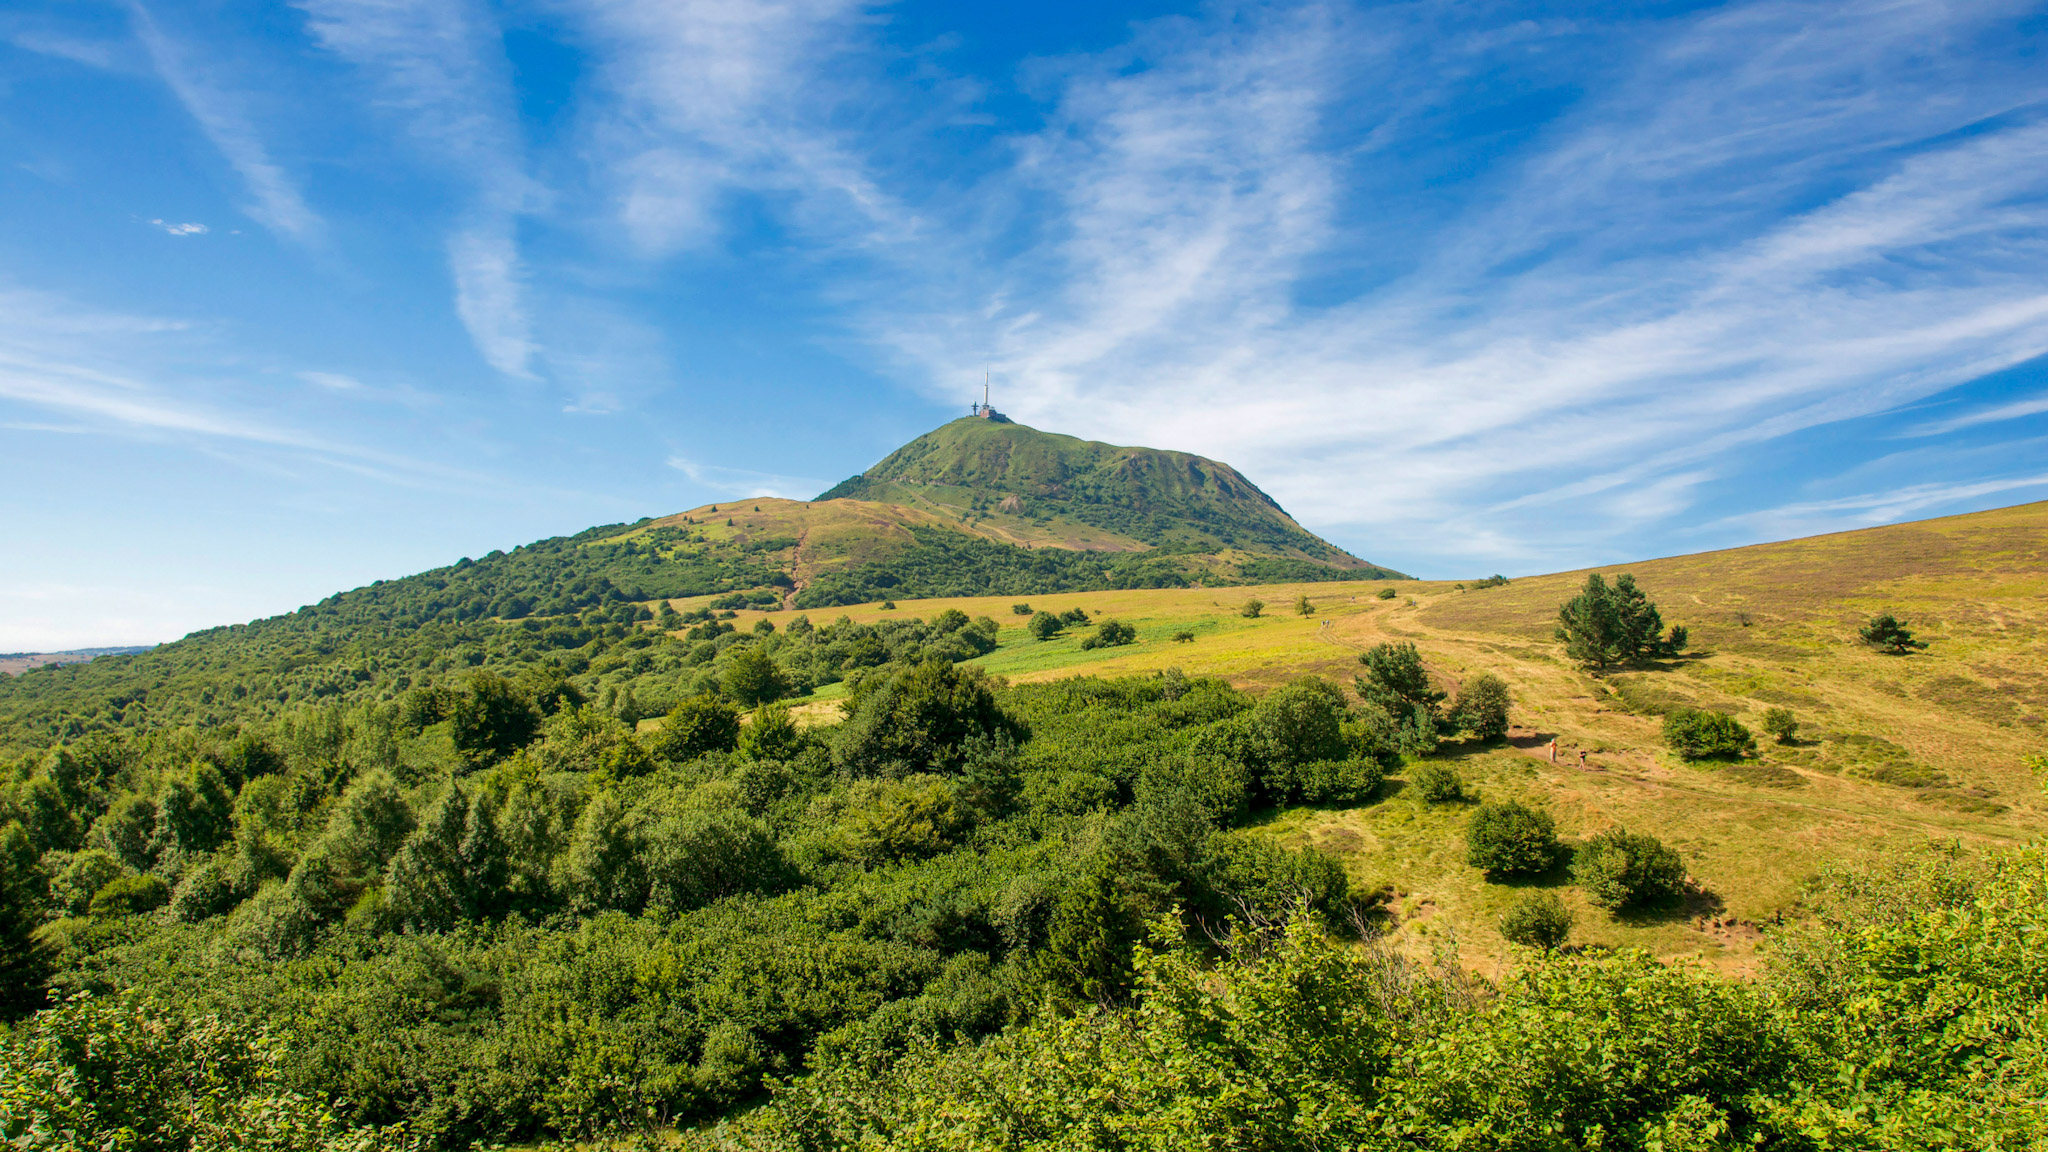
3,0,2047,650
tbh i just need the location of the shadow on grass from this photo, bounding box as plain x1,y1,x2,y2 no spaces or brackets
1611,881,1727,928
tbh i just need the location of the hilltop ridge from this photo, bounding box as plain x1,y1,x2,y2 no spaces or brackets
815,417,1364,567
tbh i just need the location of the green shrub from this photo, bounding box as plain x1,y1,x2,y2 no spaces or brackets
1574,828,1686,910
1464,801,1561,877
1028,611,1063,640
723,646,792,707
1248,677,1350,773
87,872,171,918
1761,707,1798,743
1377,587,1397,599
1294,595,1315,616
1663,709,1755,761
1499,890,1571,949
1172,630,1195,643
649,694,741,761
1241,599,1265,618
1411,761,1464,803
1451,672,1511,740
1079,619,1137,650
1277,758,1385,806
1011,603,1033,615
737,703,806,761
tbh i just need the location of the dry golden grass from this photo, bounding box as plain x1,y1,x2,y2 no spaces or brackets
679,501,2048,973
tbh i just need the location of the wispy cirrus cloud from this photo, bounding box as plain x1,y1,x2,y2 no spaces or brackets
295,0,541,379
832,0,2048,571
570,0,904,256
127,2,322,241
0,285,484,488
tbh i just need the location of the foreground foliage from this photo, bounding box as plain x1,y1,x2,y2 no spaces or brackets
699,843,2048,1151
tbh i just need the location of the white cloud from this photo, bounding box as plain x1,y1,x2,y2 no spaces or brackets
447,221,538,379
1909,391,2048,437
128,2,321,241
0,284,485,488
828,0,2048,572
149,219,208,236
294,0,540,378
1709,472,2048,541
298,370,361,390
570,0,902,256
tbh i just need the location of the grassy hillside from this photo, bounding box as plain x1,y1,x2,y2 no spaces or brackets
6,501,2045,1151
711,500,2048,973
815,417,1387,569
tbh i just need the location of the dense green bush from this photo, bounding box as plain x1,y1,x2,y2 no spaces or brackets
1078,619,1137,650
1464,801,1561,877
1450,672,1511,740
1574,828,1686,910
1499,890,1571,949
1662,709,1755,761
87,872,170,918
1410,761,1464,803
1761,706,1799,743
649,694,741,762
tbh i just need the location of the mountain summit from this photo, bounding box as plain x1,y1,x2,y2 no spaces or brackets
815,417,1363,566
605,417,1405,607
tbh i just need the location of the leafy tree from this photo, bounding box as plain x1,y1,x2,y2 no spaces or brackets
1028,611,1063,640
555,790,645,913
836,776,967,865
1079,619,1137,650
1465,800,1561,877
649,694,741,762
1761,707,1799,743
1011,603,1033,615
0,822,50,1017
1294,595,1314,616
1860,612,1925,653
1241,599,1265,619
1411,761,1465,803
642,809,788,913
149,762,235,862
1500,890,1571,949
723,646,792,707
1451,672,1512,740
1663,709,1755,761
1059,607,1092,626
1172,630,1195,643
1248,677,1350,775
384,784,510,931
1574,828,1686,911
835,660,1024,778
88,872,170,917
737,703,806,761
448,671,541,766
1356,641,1445,717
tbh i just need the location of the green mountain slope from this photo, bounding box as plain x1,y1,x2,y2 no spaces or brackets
0,419,1392,747
818,417,1363,564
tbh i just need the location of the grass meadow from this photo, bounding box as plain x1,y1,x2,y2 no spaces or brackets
689,501,2048,972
